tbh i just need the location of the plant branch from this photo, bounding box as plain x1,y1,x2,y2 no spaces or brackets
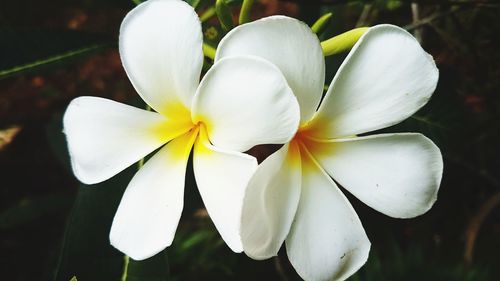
464,192,500,265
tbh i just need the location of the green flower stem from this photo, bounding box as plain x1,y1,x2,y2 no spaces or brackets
121,255,130,281
200,6,216,23
216,0,234,32
321,27,369,56
121,103,151,281
311,12,333,34
203,43,216,60
239,0,255,25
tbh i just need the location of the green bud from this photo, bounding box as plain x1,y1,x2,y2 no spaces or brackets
321,27,369,56
311,12,333,34
203,43,216,60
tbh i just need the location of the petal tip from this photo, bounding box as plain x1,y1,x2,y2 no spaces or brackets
109,225,171,261
243,249,277,261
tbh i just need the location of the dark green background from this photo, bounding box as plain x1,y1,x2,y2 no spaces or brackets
1,0,499,280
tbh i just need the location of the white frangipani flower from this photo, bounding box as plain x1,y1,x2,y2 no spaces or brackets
217,16,443,281
63,0,300,260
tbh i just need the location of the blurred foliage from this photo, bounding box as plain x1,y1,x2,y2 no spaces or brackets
0,29,112,79
0,0,499,280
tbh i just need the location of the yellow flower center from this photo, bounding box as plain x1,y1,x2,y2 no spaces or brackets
288,125,337,169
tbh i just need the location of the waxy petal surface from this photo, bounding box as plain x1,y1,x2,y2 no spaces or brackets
308,133,443,218
286,147,370,281
193,129,257,252
240,143,301,259
216,16,325,123
109,129,197,260
63,97,190,184
192,56,300,152
307,24,439,138
120,0,203,118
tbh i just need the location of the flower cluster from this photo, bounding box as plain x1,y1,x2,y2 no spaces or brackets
63,0,443,280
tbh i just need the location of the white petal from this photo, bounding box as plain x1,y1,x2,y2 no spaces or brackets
193,128,257,252
63,96,191,184
109,129,197,260
306,24,439,138
119,0,203,117
216,16,325,123
240,143,301,259
307,133,443,218
286,147,370,281
192,56,300,152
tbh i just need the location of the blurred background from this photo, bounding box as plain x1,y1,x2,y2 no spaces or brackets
1,0,499,280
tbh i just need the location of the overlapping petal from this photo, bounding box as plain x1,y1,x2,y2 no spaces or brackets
216,16,325,122
306,24,439,138
109,129,198,260
307,133,443,218
286,148,370,281
119,0,203,118
65,0,324,268
63,96,191,184
193,128,258,252
240,143,301,259
192,56,300,152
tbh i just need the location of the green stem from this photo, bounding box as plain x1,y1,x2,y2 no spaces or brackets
121,104,150,281
239,0,255,25
121,256,130,281
200,6,216,23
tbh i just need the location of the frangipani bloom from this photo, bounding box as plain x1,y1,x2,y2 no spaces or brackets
63,0,300,260
217,17,443,280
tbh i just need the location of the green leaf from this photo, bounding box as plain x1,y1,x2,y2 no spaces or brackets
0,194,72,230
225,0,243,4
179,230,214,251
215,0,235,32
0,29,112,79
52,169,133,281
184,0,201,8
375,75,463,153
